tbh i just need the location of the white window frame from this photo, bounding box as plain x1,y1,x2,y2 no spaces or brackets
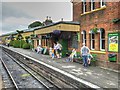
91,0,95,11
91,33,95,50
100,29,105,51
100,0,106,7
81,30,86,45
39,39,41,46
82,0,86,14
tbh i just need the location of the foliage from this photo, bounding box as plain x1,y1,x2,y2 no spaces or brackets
16,35,23,40
91,54,97,62
92,28,98,34
13,40,20,48
25,36,30,40
20,40,26,47
112,18,120,23
13,40,25,48
22,43,30,49
25,36,30,43
16,30,23,33
28,21,43,28
30,34,38,39
30,44,34,49
16,30,24,40
9,40,14,46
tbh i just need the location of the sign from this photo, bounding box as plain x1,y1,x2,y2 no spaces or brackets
108,33,119,52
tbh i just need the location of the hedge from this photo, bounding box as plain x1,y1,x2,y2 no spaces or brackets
9,40,14,46
13,40,25,48
22,43,30,49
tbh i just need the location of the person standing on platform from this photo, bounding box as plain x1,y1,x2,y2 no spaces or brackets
56,42,62,58
81,43,90,67
53,42,57,58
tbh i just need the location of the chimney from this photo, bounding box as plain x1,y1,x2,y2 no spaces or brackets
61,18,63,21
46,16,48,20
49,17,51,20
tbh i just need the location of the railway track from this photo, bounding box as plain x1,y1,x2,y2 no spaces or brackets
1,50,60,90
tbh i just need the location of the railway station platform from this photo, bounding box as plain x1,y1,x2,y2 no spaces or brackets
1,46,119,89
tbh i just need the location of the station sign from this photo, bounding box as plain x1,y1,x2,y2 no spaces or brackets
108,32,119,52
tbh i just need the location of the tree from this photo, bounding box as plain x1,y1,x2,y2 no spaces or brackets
16,30,23,40
25,36,30,43
28,21,43,28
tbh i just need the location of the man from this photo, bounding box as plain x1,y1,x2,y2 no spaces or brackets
81,43,90,67
56,42,62,58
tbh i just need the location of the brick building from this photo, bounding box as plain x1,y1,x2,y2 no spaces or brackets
72,0,120,70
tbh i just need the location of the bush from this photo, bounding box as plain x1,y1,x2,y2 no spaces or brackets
13,40,26,48
13,40,20,48
91,54,97,62
9,40,14,46
22,43,30,49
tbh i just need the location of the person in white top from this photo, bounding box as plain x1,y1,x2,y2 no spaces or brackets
37,45,43,54
53,42,57,58
56,42,62,58
81,43,90,67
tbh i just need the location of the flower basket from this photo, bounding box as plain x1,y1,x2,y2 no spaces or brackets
92,28,98,34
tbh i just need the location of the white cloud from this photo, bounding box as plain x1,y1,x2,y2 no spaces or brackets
2,2,72,34
3,17,34,25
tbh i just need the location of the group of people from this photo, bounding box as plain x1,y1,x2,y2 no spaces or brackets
36,41,62,59
66,43,93,67
49,42,62,59
36,42,92,67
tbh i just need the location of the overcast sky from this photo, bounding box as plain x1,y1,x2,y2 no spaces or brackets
1,0,73,35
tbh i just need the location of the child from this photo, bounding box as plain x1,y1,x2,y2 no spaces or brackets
87,53,93,65
51,49,55,59
66,49,77,62
49,47,55,59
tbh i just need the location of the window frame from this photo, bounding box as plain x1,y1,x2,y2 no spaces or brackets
82,0,86,13
90,33,95,50
91,0,95,11
100,0,106,7
100,29,105,51
81,30,86,45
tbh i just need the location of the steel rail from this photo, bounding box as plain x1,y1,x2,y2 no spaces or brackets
4,51,57,90
17,60,61,89
0,57,19,90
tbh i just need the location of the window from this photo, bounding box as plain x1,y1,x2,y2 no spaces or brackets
91,0,95,10
91,33,95,50
37,40,39,46
100,28,105,50
100,0,106,7
81,30,86,45
82,0,87,13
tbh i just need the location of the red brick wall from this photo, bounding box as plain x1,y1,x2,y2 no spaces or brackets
73,2,81,21
73,1,120,70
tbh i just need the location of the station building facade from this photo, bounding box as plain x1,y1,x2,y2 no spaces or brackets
33,21,80,56
72,0,120,70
